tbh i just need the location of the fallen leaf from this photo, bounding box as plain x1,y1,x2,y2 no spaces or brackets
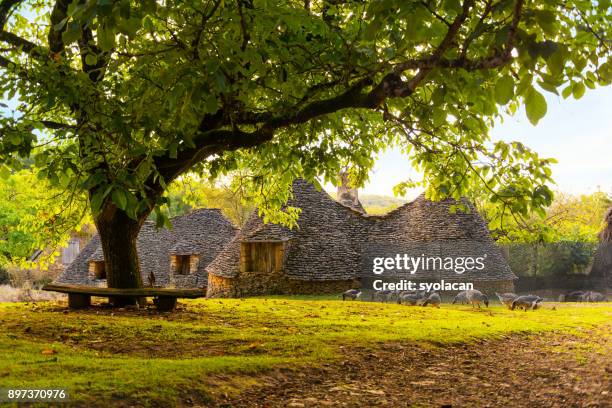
365,389,385,395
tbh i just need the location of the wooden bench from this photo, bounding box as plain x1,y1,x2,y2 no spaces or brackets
42,284,206,311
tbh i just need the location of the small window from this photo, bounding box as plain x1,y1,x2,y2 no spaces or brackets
241,242,284,273
174,255,192,275
91,261,106,280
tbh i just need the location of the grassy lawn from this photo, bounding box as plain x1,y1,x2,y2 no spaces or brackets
1,298,611,407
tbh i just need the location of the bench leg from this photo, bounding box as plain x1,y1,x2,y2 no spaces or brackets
68,294,91,309
137,296,147,308
155,296,177,311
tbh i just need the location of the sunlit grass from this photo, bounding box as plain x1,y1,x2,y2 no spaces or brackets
1,299,610,406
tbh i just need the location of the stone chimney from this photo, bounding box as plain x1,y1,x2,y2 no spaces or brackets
337,173,365,214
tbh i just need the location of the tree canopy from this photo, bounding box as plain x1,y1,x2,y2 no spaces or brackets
1,0,610,291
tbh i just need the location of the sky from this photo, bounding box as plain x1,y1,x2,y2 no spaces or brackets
336,86,612,199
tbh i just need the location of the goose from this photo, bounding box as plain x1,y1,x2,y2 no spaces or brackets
465,289,489,308
422,292,441,308
495,292,518,309
452,291,468,305
398,291,427,306
582,291,606,302
371,289,393,302
342,289,362,301
511,295,543,311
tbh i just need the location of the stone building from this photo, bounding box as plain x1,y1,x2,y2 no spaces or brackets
56,209,237,288
206,179,516,297
364,196,516,294
59,180,515,296
206,179,365,297
24,226,94,285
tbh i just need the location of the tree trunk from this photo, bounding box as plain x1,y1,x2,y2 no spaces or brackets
599,206,612,243
590,206,612,289
95,203,147,307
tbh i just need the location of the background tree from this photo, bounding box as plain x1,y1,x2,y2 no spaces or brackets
473,190,611,243
0,0,609,300
0,168,87,268
160,175,253,227
472,189,611,278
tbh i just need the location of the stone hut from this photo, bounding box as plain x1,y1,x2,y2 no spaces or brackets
364,196,516,294
56,209,237,288
206,179,516,297
27,226,94,282
206,180,364,297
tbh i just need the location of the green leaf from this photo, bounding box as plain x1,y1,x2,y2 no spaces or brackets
443,0,462,15
516,74,533,96
53,17,68,32
561,84,573,99
431,108,446,127
118,17,141,38
169,143,178,159
204,95,219,114
98,25,116,51
534,10,557,36
9,133,21,145
90,185,113,214
547,50,566,77
363,19,381,41
111,188,128,210
572,81,585,99
85,53,98,66
494,75,514,105
524,87,547,125
431,86,446,104
62,23,82,44
536,80,558,95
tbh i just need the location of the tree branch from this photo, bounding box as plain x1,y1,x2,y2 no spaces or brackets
460,0,493,60
0,30,41,54
264,77,374,128
0,0,21,29
194,0,522,147
154,127,274,182
420,1,451,27
40,120,74,129
236,0,250,52
0,53,13,67
78,25,108,82
143,0,525,192
48,0,70,54
394,0,523,73
168,0,482,173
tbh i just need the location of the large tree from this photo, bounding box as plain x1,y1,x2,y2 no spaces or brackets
0,0,609,302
